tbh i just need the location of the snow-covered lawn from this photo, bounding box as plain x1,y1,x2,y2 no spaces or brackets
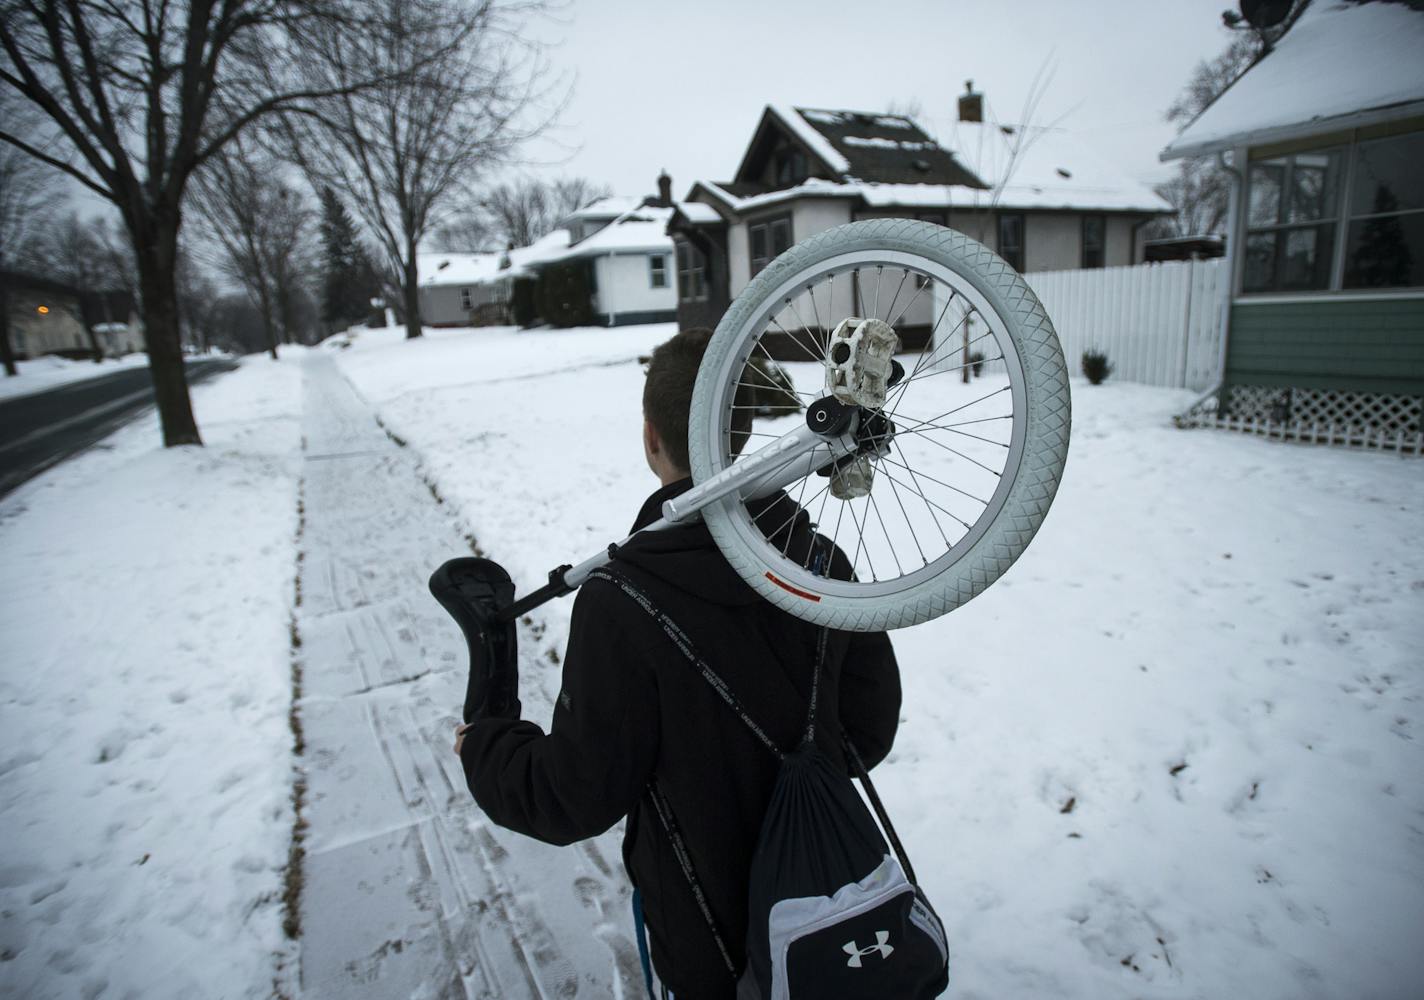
337,322,1424,1000
0,349,305,1000
0,352,153,402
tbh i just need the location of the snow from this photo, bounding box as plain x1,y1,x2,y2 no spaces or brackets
701,161,1170,215
8,312,1418,998
417,251,503,287
674,200,724,225
769,104,853,175
550,206,674,260
1164,0,1424,159
0,347,306,999
842,135,937,151
935,121,1174,213
419,229,571,287
0,352,152,402
558,195,644,224
333,321,1424,999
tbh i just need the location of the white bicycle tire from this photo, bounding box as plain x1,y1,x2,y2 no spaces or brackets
688,219,1070,631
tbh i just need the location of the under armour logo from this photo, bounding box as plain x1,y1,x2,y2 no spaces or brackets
842,930,894,968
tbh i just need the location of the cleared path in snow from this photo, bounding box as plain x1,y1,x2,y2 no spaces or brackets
295,354,641,1000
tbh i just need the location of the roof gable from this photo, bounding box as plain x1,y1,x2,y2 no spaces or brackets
1163,0,1424,159
731,105,987,189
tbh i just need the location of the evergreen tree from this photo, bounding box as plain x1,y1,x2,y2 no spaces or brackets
319,187,377,331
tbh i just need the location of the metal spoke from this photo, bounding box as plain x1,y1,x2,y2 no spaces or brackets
883,268,910,326
881,462,930,567
768,316,826,366
891,426,1006,475
887,274,930,331
891,411,1011,449
847,497,877,582
867,491,904,577
876,466,973,534
782,297,824,362
894,385,1011,428
878,453,992,506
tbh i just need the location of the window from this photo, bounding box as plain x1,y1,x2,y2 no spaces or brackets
997,213,1025,272
676,240,707,302
1343,131,1424,288
1242,149,1342,292
460,287,473,310
1081,215,1106,269
775,148,808,187
749,214,792,276
649,254,668,288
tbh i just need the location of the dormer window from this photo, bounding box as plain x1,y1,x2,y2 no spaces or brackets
775,149,808,187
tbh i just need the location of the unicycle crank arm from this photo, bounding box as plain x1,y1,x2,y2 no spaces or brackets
491,420,860,623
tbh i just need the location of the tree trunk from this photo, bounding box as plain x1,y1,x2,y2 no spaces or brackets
402,245,421,340
0,279,17,377
85,324,104,363
258,283,279,360
136,228,203,446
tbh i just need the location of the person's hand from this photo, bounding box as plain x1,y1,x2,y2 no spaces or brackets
453,722,473,756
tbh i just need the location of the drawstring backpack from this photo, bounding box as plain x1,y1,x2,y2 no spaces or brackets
590,568,949,1000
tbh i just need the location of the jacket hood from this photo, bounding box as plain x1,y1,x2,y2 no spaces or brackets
616,478,818,608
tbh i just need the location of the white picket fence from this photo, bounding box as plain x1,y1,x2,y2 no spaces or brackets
1022,258,1226,391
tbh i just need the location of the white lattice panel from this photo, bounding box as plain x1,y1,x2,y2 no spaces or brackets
1289,389,1422,434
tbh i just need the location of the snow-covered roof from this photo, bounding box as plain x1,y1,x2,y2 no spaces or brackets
1162,0,1424,160
418,228,572,286
768,104,852,174
696,130,1172,216
673,200,724,225
557,196,644,226
417,251,503,287
545,206,674,262
942,122,1173,213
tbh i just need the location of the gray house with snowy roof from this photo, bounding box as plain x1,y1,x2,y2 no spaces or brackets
667,93,1171,332
1163,0,1424,445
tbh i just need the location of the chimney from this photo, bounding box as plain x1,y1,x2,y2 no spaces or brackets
958,80,982,123
656,170,673,207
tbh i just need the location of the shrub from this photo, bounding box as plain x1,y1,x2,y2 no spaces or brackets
969,351,985,377
1081,349,1114,385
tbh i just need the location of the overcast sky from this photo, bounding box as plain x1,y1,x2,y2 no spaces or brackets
510,0,1240,199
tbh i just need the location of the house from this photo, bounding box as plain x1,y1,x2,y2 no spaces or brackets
417,186,678,329
1,271,90,359
417,229,571,327
531,188,677,328
1162,0,1424,446
81,290,144,356
667,95,1172,333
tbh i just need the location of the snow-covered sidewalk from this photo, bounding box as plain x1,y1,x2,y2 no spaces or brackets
293,353,641,999
335,322,1424,1000
0,350,305,1000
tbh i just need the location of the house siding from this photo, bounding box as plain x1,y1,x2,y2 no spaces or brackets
1225,297,1424,395
8,290,88,359
1023,214,1080,273
592,253,676,322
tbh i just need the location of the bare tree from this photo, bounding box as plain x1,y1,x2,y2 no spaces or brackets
34,212,108,361
279,0,558,340
0,1,429,444
433,175,609,251
0,122,58,376
191,138,314,359
1152,34,1260,240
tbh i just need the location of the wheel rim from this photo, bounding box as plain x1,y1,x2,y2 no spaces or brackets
700,247,1032,601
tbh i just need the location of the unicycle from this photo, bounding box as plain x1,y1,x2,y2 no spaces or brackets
432,219,1070,663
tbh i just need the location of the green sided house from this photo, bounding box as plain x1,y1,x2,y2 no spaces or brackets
1162,0,1424,450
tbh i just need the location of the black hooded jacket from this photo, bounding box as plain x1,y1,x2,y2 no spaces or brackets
460,478,901,999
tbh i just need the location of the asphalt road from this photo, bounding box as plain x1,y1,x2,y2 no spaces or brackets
0,359,238,498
